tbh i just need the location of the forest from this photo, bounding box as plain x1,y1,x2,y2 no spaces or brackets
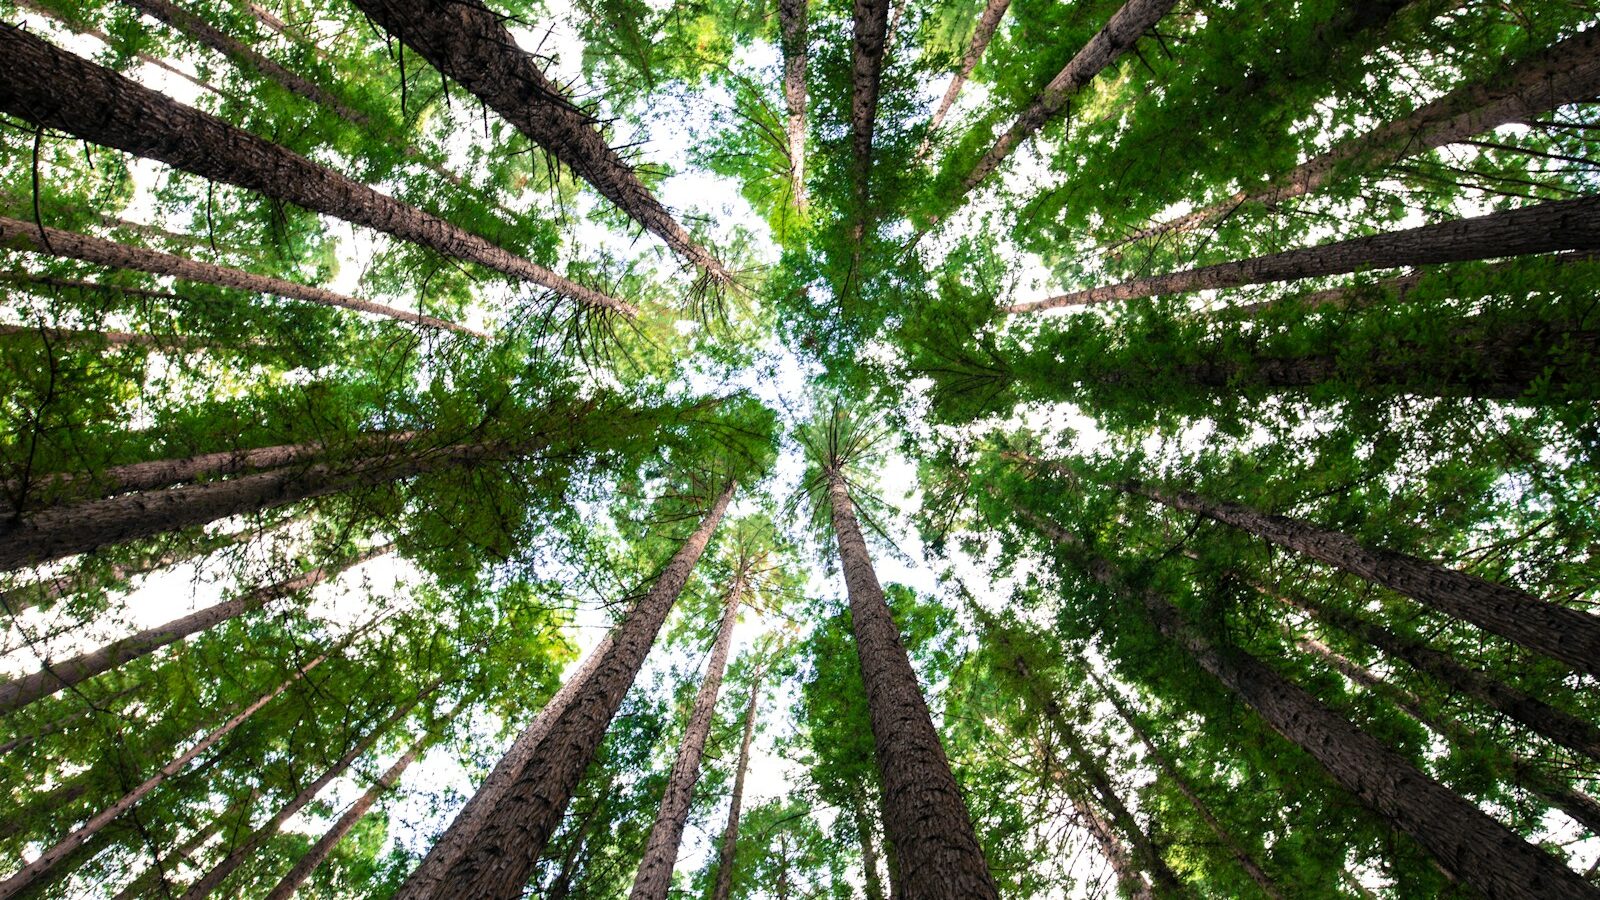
0,0,1597,896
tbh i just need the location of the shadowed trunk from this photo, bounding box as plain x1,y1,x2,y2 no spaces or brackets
429,481,736,899
853,794,888,900
710,660,766,900
1066,781,1151,900
0,26,631,315
0,778,89,843
1009,194,1600,313
0,527,260,617
630,574,744,900
828,470,999,899
849,0,890,219
111,790,258,900
0,323,184,348
779,0,809,209
917,0,1012,159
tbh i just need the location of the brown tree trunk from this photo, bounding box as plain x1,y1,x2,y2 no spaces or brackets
630,573,744,900
778,0,809,210
915,0,1011,159
111,790,258,900
828,471,998,899
0,646,335,900
11,0,224,97
0,322,178,348
1115,28,1600,250
1089,671,1285,899
346,0,731,286
0,215,479,335
853,794,888,900
1067,785,1151,900
0,27,632,315
0,526,259,617
0,545,389,714
431,481,737,899
545,785,608,900
959,0,1175,194
1009,194,1600,313
710,660,766,900
849,0,890,218
1122,479,1600,678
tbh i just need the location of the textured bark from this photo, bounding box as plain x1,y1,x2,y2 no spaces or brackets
0,545,388,714
0,27,630,315
1090,672,1284,899
854,795,888,900
1281,589,1600,763
1010,194,1600,313
710,660,766,900
346,0,730,285
1116,27,1600,249
828,471,999,899
0,215,479,335
778,0,809,209
394,631,615,898
1124,480,1600,678
0,442,489,572
848,0,891,215
1295,633,1600,835
960,0,1175,194
433,482,736,899
1068,787,1151,900
0,528,255,616
916,0,1012,159
630,574,743,900
0,648,333,900
111,791,258,900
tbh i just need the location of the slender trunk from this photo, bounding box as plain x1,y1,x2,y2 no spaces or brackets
0,545,389,714
849,0,890,216
710,661,766,900
853,794,888,900
0,323,178,348
828,471,998,899
1121,479,1600,678
0,685,139,757
1090,672,1285,899
776,833,791,900
0,778,89,842
630,575,743,900
346,0,731,285
1009,194,1600,313
915,0,1011,159
432,482,737,899
545,787,607,900
10,0,223,97
1069,788,1151,900
111,790,258,900
1115,28,1600,250
0,442,491,572
0,27,631,315
1022,509,1598,900
0,647,334,900
1280,589,1600,762
778,0,809,210
1295,633,1600,835
0,527,257,617
0,216,479,335
959,0,1175,194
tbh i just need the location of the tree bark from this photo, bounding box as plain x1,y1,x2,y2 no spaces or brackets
0,26,631,315
0,322,179,348
849,0,891,216
111,790,258,900
629,572,744,900
345,0,731,285
828,470,999,899
429,481,736,899
710,660,766,900
778,0,809,210
1114,28,1600,250
1009,194,1600,313
1067,784,1151,900
0,527,257,617
1121,479,1600,678
0,646,335,900
0,545,389,714
0,215,479,335
915,0,1012,160
959,0,1175,194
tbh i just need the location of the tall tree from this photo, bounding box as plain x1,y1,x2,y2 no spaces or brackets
779,0,810,210
709,656,767,900
916,0,1013,159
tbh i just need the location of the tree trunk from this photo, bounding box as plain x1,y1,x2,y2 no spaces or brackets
111,790,258,900
1068,785,1151,900
0,26,631,315
853,794,888,900
429,481,736,899
0,322,178,348
849,0,890,217
0,526,259,617
778,0,809,210
1114,27,1600,250
0,215,478,335
1089,671,1285,899
545,785,608,900
630,573,744,900
710,660,766,900
0,778,89,842
959,0,1175,194
1279,588,1600,762
828,470,998,899
1121,479,1600,678
1022,510,1598,900
11,0,224,97
0,685,138,757
0,442,490,572
0,545,389,714
1008,194,1600,313
346,0,731,286
0,646,334,900
915,0,1011,160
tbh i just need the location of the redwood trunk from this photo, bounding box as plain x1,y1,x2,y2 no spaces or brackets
849,0,891,215
0,27,630,315
710,661,765,900
0,216,478,335
778,0,809,209
630,574,743,900
1125,480,1600,677
1070,788,1151,900
0,528,255,616
431,482,736,899
919,0,1012,154
828,471,998,899
960,0,1175,194
853,794,888,900
0,545,388,714
0,323,170,347
346,0,730,285
1009,194,1600,313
